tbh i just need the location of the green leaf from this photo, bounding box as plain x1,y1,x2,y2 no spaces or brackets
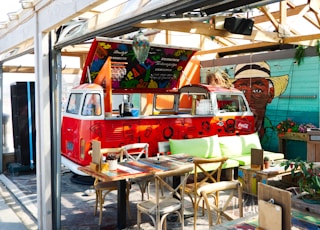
316,40,320,57
294,45,306,66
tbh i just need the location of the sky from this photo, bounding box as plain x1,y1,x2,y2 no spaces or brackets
0,1,21,22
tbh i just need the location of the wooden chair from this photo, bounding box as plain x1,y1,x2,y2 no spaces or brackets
123,143,149,161
89,140,131,225
185,157,243,227
183,157,228,228
197,179,243,226
136,165,193,230
122,143,152,200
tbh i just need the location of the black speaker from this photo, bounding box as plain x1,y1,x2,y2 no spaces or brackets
224,17,254,35
11,82,36,166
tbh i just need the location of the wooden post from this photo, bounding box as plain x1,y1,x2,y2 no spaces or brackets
94,56,113,117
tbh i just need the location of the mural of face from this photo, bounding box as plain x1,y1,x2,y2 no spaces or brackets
233,78,274,106
233,62,289,138
233,77,274,137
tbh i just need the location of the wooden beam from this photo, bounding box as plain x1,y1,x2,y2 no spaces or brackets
283,33,320,46
310,0,320,26
215,37,238,46
195,41,279,56
135,19,279,42
304,14,320,29
254,4,308,24
255,2,318,31
310,0,320,12
2,65,81,74
286,1,296,8
259,6,279,29
294,4,310,21
280,0,287,25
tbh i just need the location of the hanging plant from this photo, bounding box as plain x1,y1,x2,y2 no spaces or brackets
316,40,320,58
294,45,306,65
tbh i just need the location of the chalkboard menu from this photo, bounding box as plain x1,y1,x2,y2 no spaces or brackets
81,37,198,91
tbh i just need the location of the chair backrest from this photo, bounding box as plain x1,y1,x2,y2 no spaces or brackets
192,157,228,190
100,147,124,163
91,140,102,167
123,143,149,161
153,165,194,209
90,140,124,172
251,148,264,170
158,141,170,154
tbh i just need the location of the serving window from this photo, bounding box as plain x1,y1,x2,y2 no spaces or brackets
217,94,247,112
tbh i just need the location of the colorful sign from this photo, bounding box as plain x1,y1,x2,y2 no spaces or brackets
81,37,198,91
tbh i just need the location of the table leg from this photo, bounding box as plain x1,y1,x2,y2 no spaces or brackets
118,180,126,229
278,138,287,158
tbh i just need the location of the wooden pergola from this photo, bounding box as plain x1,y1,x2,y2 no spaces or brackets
135,0,320,58
0,1,319,229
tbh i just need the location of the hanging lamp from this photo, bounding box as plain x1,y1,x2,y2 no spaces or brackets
132,31,150,64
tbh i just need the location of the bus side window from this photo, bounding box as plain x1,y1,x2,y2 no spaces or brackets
93,94,102,115
239,97,247,112
217,94,246,112
66,93,81,114
82,93,102,116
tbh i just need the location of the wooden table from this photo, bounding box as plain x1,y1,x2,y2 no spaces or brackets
78,155,190,229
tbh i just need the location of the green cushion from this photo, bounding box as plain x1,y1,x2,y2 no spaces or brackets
230,151,284,166
222,159,240,169
229,155,251,166
263,151,284,160
219,132,262,157
169,135,221,158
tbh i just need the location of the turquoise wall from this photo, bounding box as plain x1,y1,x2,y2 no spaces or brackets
203,56,320,160
263,57,320,160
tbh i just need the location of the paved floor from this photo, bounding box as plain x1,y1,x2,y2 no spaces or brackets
0,165,262,230
0,183,30,230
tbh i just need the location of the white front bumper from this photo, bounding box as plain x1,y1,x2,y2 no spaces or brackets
61,155,88,176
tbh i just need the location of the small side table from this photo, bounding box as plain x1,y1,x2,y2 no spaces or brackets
238,162,291,196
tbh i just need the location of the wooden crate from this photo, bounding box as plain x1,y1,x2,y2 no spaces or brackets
239,166,270,196
239,166,258,195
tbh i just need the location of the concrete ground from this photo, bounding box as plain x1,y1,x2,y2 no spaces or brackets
0,165,262,230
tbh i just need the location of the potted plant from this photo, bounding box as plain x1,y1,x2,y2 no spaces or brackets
276,118,299,135
106,153,118,171
264,156,270,169
222,104,237,112
298,123,317,133
281,159,320,203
